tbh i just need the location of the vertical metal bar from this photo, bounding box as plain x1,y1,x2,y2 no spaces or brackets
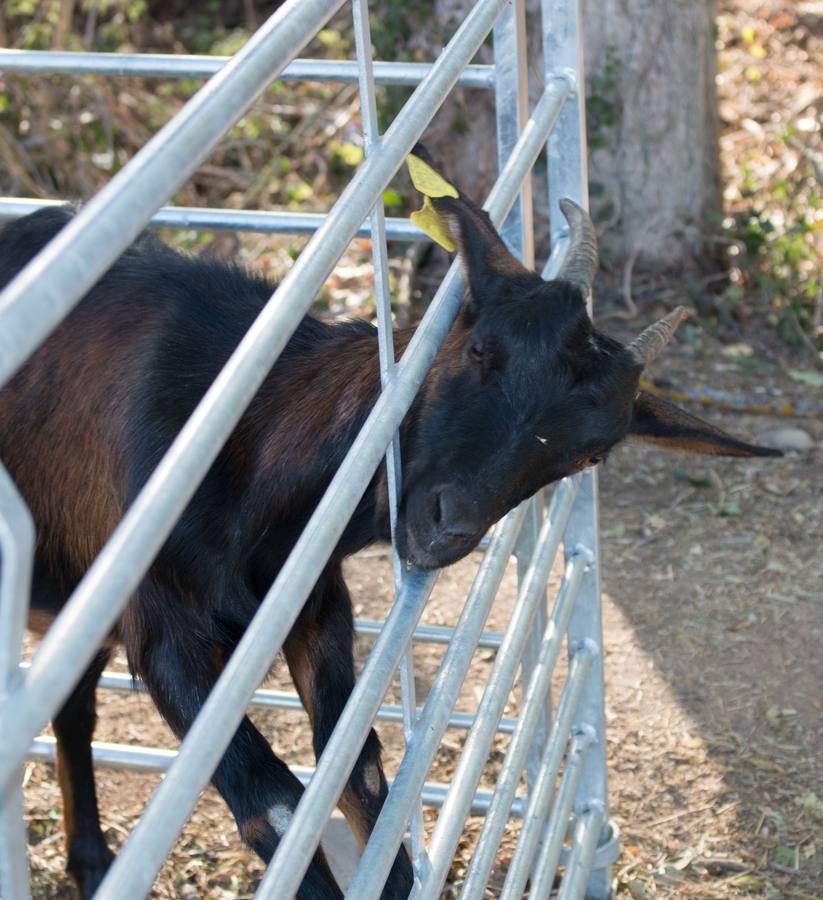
493,0,534,264
0,465,34,900
494,0,547,809
544,0,612,895
351,0,425,864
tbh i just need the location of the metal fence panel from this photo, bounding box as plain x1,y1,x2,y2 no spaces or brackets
0,1,617,897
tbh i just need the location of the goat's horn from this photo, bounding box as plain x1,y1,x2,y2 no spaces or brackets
555,198,598,298
627,306,690,366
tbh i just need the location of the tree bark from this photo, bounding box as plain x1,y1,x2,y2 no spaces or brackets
416,0,720,271
582,0,721,269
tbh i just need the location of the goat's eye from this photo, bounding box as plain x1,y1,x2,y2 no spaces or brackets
468,341,484,362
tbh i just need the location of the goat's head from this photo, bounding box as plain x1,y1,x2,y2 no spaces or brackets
396,147,780,569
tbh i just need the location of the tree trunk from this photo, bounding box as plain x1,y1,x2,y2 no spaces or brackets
582,0,721,269
416,0,720,271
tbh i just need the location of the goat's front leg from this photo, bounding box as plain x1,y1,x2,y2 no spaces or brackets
51,649,114,899
124,580,343,900
284,565,414,900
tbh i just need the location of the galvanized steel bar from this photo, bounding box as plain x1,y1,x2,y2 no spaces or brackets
85,669,518,734
0,199,427,240
345,504,528,899
0,465,35,900
492,646,594,900
351,0,425,863
509,727,594,900
26,736,524,816
493,0,548,807
0,50,495,88
493,0,534,266
458,564,590,899
556,803,608,900
254,566,436,899
544,0,613,893
0,781,28,900
0,0,345,393
355,617,504,649
0,0,512,797
411,477,582,900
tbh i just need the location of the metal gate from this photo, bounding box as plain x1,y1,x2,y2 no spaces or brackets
0,0,619,896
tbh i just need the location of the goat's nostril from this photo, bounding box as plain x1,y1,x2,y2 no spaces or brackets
432,490,443,525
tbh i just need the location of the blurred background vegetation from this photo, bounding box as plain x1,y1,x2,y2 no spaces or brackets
0,0,820,359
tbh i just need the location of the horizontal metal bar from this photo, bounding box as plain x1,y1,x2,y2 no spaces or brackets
26,736,524,816
347,504,528,899
491,646,594,900
0,50,495,88
0,0,507,799
355,617,504,649
412,476,582,900
556,802,607,900
459,561,590,899
0,199,427,241
79,669,518,735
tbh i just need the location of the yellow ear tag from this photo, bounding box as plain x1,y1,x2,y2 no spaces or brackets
406,153,459,198
410,196,456,252
406,153,459,251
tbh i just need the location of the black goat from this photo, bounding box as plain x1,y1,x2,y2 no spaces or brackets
0,151,779,899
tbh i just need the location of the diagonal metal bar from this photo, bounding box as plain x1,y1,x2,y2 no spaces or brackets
411,482,586,900
345,503,528,899
457,576,590,899
0,0,346,392
491,644,594,899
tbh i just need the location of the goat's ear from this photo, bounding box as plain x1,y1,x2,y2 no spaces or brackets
628,390,783,457
407,146,535,305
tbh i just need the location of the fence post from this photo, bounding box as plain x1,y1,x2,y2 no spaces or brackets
544,0,614,896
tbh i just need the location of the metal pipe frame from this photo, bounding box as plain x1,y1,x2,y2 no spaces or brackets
491,644,594,899
557,803,608,900
0,466,35,900
509,726,594,900
0,0,616,896
0,50,495,88
410,482,585,900
457,571,590,899
544,0,614,894
26,736,526,818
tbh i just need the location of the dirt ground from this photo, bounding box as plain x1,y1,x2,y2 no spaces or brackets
20,341,822,897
